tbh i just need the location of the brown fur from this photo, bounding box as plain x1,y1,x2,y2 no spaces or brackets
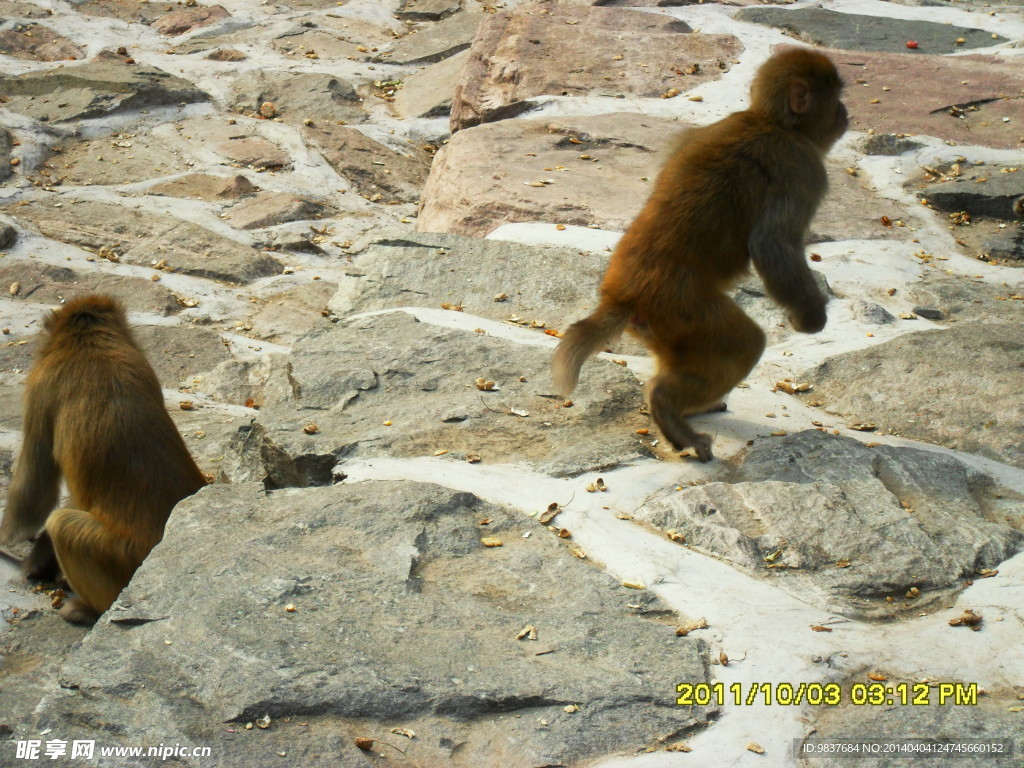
553,48,848,461
0,295,207,624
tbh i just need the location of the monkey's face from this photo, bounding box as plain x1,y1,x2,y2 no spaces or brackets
823,98,849,149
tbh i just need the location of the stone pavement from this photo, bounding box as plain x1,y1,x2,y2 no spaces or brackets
0,0,1022,766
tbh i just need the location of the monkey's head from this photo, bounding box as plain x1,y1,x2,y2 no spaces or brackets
42,294,132,347
751,47,848,152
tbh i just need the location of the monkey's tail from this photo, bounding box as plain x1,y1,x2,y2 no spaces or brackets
552,302,631,397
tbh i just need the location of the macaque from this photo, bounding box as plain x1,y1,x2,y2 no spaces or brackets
0,295,207,624
553,47,848,461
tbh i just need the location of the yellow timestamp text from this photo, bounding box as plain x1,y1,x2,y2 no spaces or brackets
675,682,978,707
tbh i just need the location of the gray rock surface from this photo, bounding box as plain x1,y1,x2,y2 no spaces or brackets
736,8,1007,53
634,431,1024,618
1,1,1023,765
8,199,282,284
230,71,366,126
22,481,709,767
384,9,481,64
804,325,1024,468
329,231,607,327
918,170,1024,221
245,312,650,485
0,51,209,123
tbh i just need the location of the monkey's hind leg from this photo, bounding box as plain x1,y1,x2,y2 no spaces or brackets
648,304,766,461
46,509,142,625
647,373,718,462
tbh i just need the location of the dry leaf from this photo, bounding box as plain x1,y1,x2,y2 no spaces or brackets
481,537,503,548
303,423,319,435
868,672,888,682
390,728,415,739
622,580,646,590
747,742,765,754
811,625,833,633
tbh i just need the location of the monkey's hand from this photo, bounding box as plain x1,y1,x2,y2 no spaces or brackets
789,301,827,334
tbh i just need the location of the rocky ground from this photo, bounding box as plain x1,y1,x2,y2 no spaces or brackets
1,0,1023,766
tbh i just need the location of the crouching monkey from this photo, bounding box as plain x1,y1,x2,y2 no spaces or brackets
0,295,207,624
552,47,848,461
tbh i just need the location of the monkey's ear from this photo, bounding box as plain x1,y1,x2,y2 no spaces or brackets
788,79,812,115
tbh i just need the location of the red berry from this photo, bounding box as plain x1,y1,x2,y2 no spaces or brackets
906,41,918,49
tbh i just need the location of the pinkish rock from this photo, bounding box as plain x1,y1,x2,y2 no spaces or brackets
451,5,741,131
303,124,432,204
836,50,1024,151
206,48,246,62
153,5,229,37
417,113,678,236
224,192,335,230
148,173,259,201
179,116,291,170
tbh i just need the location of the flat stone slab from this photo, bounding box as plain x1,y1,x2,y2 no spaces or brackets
451,5,741,130
383,8,481,64
24,481,709,767
38,131,188,186
804,324,1024,469
230,71,366,126
915,166,1024,220
223,191,335,230
0,261,183,316
147,173,258,201
392,49,468,119
634,430,1024,619
152,4,229,36
74,0,165,23
418,113,678,237
176,116,293,171
302,124,431,204
0,22,85,61
0,51,209,123
834,50,1024,150
8,199,282,284
736,8,1007,54
245,312,651,484
329,231,607,330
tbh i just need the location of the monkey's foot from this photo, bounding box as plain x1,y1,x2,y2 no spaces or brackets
702,402,728,414
60,599,100,626
22,532,59,581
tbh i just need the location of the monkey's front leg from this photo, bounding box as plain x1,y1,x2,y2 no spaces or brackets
22,530,60,581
